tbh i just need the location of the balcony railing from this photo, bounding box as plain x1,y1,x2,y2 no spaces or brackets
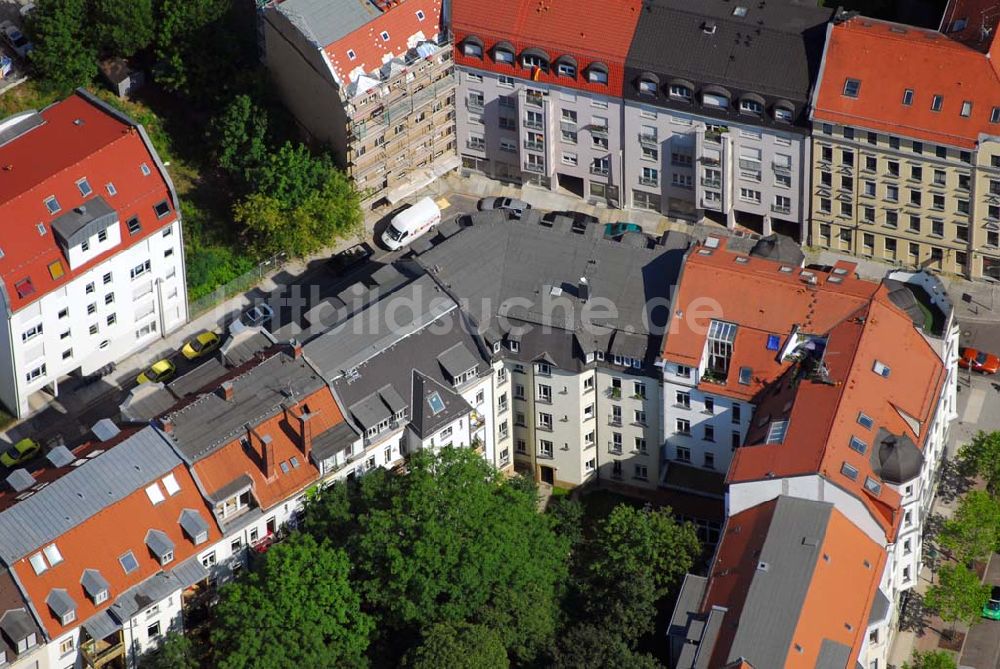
525,95,544,108
608,442,623,455
466,140,485,151
523,162,544,173
470,411,486,431
606,387,621,399
701,177,721,189
590,125,609,137
608,416,622,427
523,119,543,130
772,161,792,174
524,140,544,151
590,165,610,176
639,177,658,187
771,203,792,215
466,98,484,112
638,133,658,146
705,130,724,143
537,423,553,432
81,636,126,669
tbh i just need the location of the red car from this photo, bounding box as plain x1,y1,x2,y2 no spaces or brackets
959,347,1000,374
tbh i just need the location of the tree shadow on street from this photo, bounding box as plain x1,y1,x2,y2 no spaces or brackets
899,590,932,637
935,457,974,504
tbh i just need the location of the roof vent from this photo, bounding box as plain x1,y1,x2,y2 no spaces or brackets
704,236,720,249
756,560,769,571
6,468,35,492
549,285,563,297
702,21,717,34
73,118,84,126
734,256,749,264
801,537,819,547
579,277,590,302
697,249,713,255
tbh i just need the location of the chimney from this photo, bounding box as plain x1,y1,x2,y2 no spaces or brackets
261,434,275,479
578,276,590,302
299,412,314,462
220,380,234,401
159,417,174,434
291,338,303,360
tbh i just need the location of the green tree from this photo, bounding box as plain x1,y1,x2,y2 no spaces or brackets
903,649,958,669
575,568,658,644
139,631,198,669
938,490,1000,564
248,142,335,209
404,622,508,669
212,94,270,184
27,0,98,94
346,447,570,665
925,564,991,638
211,533,373,669
93,0,154,57
590,504,701,597
958,431,1000,494
154,0,232,96
546,496,585,551
552,624,662,669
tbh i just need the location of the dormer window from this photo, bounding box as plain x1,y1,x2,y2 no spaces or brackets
153,200,170,218
557,62,576,78
586,62,608,85
902,89,914,106
521,49,549,72
44,196,60,214
961,100,973,117
415,9,425,20
774,106,793,123
669,84,692,100
380,30,390,41
991,107,1000,123
739,98,763,115
127,216,141,235
17,633,36,653
639,79,657,96
842,78,861,98
702,92,729,109
494,47,514,64
462,38,483,58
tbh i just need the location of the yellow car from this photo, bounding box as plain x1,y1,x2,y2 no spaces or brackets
136,359,176,385
181,331,221,360
1,438,40,467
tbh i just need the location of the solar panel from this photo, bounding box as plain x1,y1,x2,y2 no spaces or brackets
427,392,445,415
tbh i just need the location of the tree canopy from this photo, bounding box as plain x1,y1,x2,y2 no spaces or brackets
92,0,154,57
210,533,373,669
139,631,198,669
27,0,98,94
958,431,1000,495
403,622,508,669
925,563,991,634
903,649,958,669
938,490,1000,564
552,624,662,669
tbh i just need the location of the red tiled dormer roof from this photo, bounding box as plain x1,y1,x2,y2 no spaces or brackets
451,0,644,97
812,16,1000,149
323,0,442,87
191,386,345,512
0,92,175,313
10,463,220,639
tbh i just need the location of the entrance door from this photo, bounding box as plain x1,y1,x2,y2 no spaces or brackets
540,466,554,485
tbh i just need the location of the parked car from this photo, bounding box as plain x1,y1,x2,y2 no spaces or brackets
478,197,532,219
0,21,32,59
181,331,221,360
983,585,1000,620
959,347,1000,374
604,222,643,239
328,243,373,275
241,303,274,328
1,437,39,467
136,359,176,385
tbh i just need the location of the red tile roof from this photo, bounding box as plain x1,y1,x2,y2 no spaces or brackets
451,0,644,97
191,386,345,512
0,92,176,312
701,499,885,668
663,237,947,542
812,16,1000,148
11,463,220,639
323,0,442,87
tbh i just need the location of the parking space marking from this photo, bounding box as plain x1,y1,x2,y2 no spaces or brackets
963,387,986,424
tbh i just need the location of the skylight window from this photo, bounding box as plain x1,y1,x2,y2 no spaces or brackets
961,100,973,117
106,182,117,196
380,30,390,41
145,482,165,505
44,196,60,214
36,223,46,236
864,477,882,496
42,543,63,566
29,552,47,575
992,107,1000,124
931,95,943,112
849,436,867,454
76,178,92,197
732,5,748,16
738,367,752,385
766,335,780,351
873,360,891,378
841,462,859,480
140,163,151,176
428,391,445,415
119,551,139,574
415,9,425,20
347,49,356,61
902,89,914,106
842,78,861,98
765,420,789,444
161,473,180,496
857,412,874,429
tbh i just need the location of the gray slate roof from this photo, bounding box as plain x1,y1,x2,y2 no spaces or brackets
725,496,834,667
410,370,473,440
0,607,35,643
144,529,174,560
119,383,176,423
51,195,117,248
0,427,179,563
815,639,852,669
870,428,923,485
311,421,358,463
437,342,480,380
162,348,324,463
45,588,75,617
178,509,210,545
275,0,380,49
81,569,109,600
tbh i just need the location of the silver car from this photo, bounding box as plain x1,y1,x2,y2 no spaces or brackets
0,21,32,60
477,197,532,219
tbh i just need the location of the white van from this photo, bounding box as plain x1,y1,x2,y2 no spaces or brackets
381,197,442,250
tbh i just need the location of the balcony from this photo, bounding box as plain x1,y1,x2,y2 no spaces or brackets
639,177,659,187
466,140,485,151
524,140,544,152
525,95,544,108
523,162,544,174
606,387,621,399
466,98,484,112
701,155,720,166
536,422,553,432
608,415,623,427
638,133,658,146
81,634,126,669
470,410,486,431
523,119,543,130
701,177,721,189
590,125,609,137
590,165,610,176
771,203,792,215
705,130,725,143
772,161,792,174
608,441,623,455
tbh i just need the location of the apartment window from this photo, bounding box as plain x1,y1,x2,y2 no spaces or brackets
147,622,161,639
840,202,852,217
633,464,648,480
840,175,853,191
127,216,141,235
821,146,833,163
841,149,854,167
886,184,898,202
538,412,553,430
932,194,945,210
931,95,943,112
633,410,646,425
885,237,897,256
862,180,876,196
676,446,691,462
498,74,515,86
861,206,875,223
957,224,969,241
912,140,923,154
739,188,761,204
539,440,553,458
732,431,741,449
865,155,877,171
843,126,855,140
889,136,900,150
937,145,948,159
21,323,43,343
704,425,715,442
819,198,831,214
676,418,691,435
909,189,921,206
934,169,946,185
131,259,151,279
932,220,944,237
885,211,898,228
704,452,716,469
902,89,914,105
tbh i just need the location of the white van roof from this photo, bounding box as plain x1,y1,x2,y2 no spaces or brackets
394,196,439,223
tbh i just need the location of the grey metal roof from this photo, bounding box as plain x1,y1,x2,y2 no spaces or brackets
694,607,725,669
626,0,833,104
110,571,179,621
178,509,210,545
81,610,120,641
870,428,923,485
168,357,227,397
46,445,75,468
311,421,358,463
411,370,472,439
377,384,407,414
0,608,35,642
81,569,110,600
751,234,806,266
274,0,379,49
610,331,649,360
0,427,180,563
0,111,44,149
815,639,852,669
370,263,405,287
171,556,209,589
669,573,708,634
726,496,834,667
45,588,75,617
303,274,458,381
868,588,890,626
119,383,176,423
348,394,392,431
6,469,35,492
50,195,117,248
204,474,253,504
162,349,324,463
436,342,480,380
145,529,175,560
220,328,274,367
